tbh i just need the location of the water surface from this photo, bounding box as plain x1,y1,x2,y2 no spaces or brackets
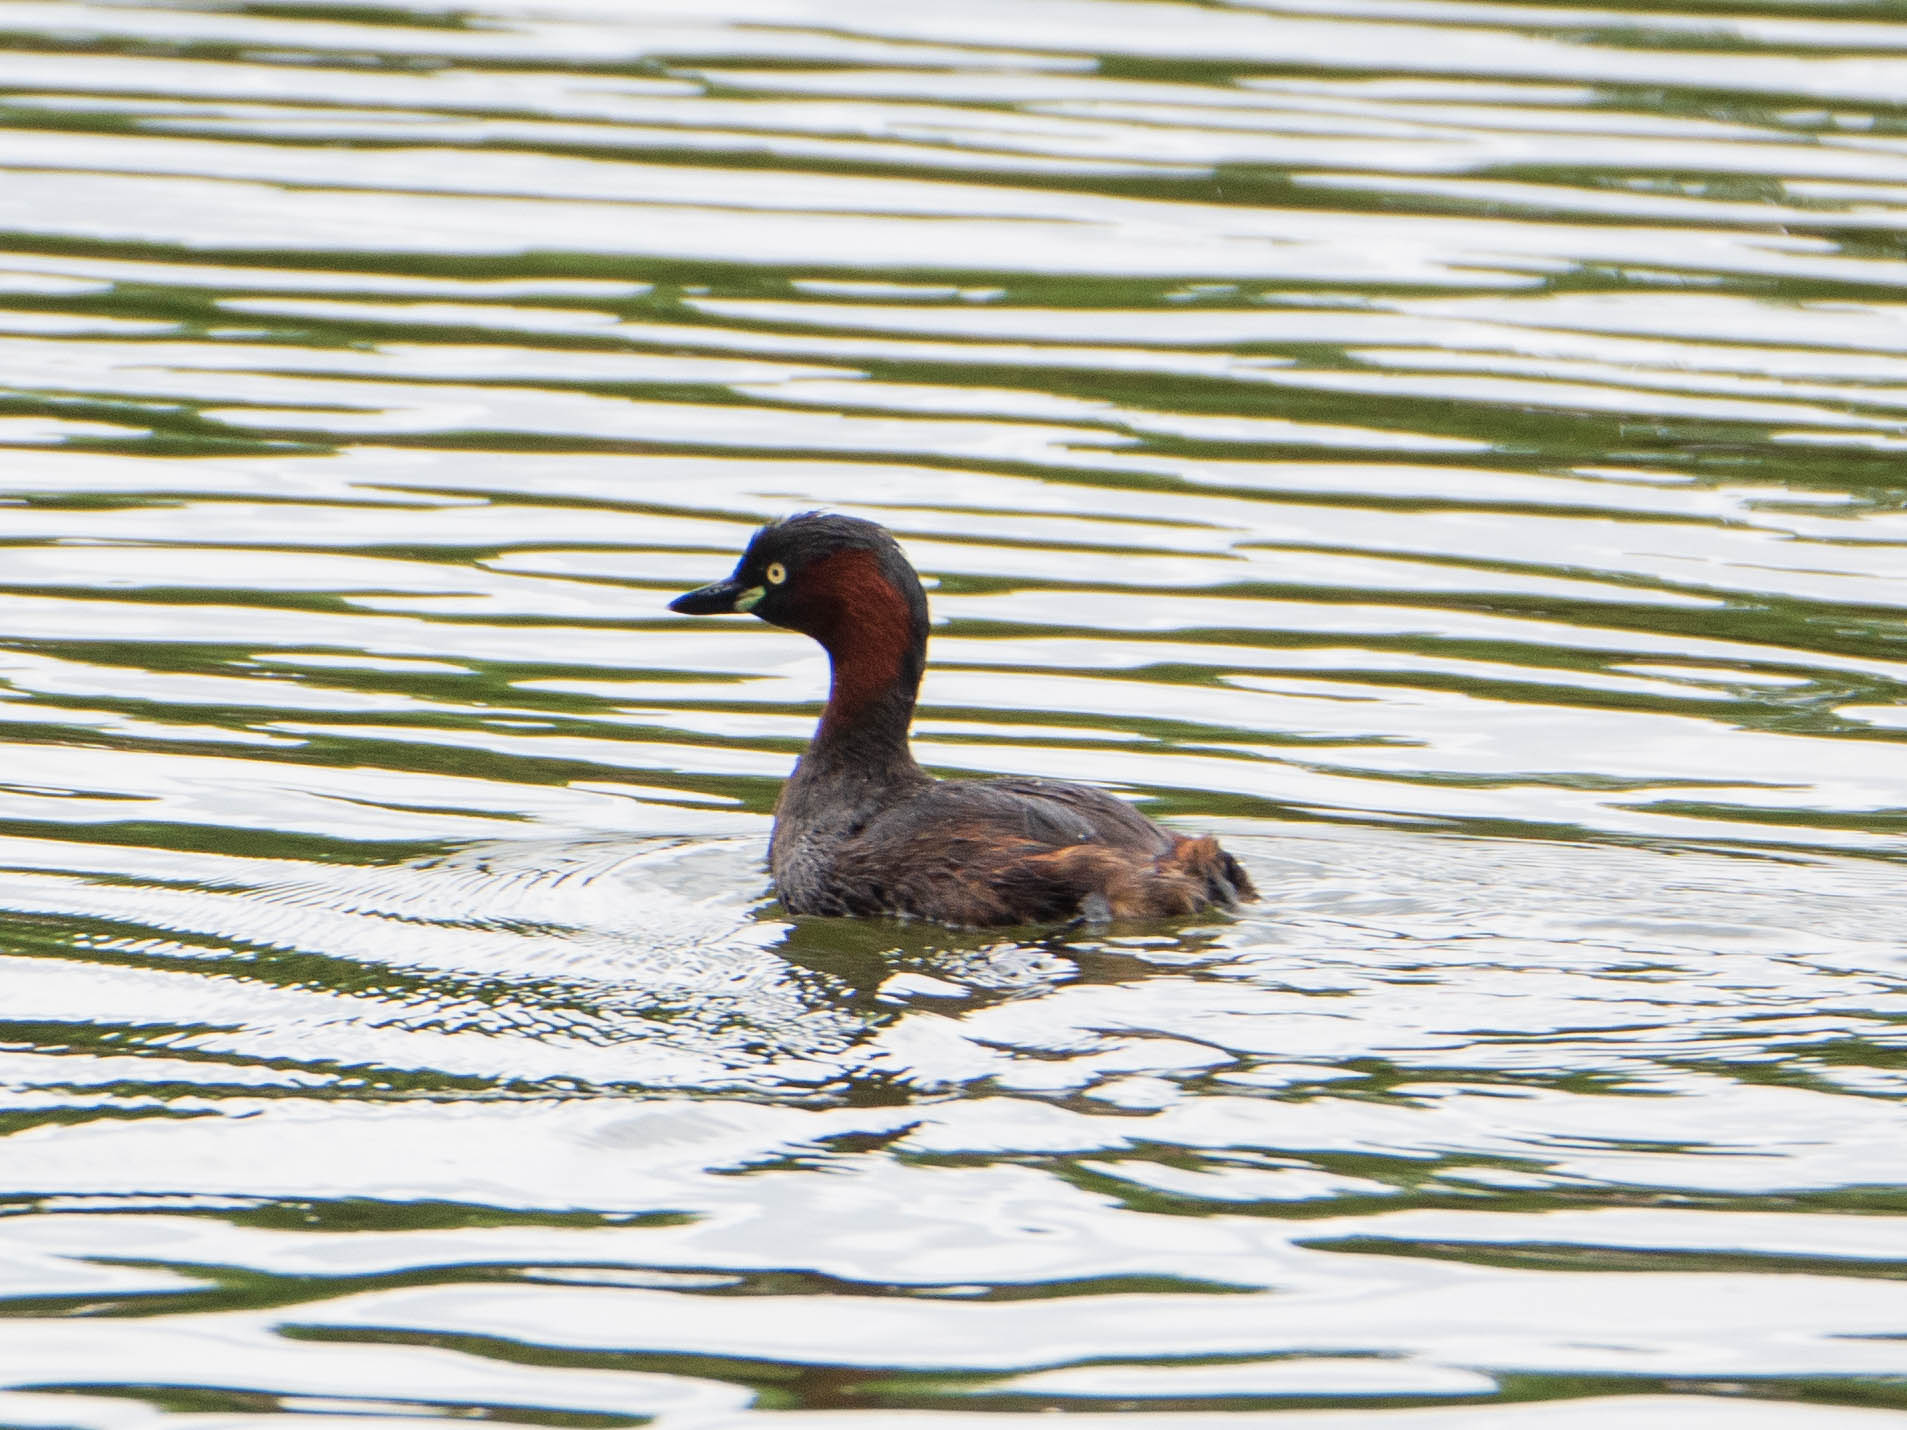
5,1,1907,1425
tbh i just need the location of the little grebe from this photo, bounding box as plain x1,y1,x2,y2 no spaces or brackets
669,513,1256,926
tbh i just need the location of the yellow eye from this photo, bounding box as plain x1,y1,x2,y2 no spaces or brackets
765,562,787,585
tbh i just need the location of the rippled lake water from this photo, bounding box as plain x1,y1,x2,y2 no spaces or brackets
6,1,1907,1425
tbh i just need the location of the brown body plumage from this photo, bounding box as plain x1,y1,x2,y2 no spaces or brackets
670,514,1255,927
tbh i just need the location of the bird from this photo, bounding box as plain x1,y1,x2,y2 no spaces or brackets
669,512,1254,927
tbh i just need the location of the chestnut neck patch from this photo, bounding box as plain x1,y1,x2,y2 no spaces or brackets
801,547,922,743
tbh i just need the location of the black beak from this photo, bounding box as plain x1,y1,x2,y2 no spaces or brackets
668,575,760,615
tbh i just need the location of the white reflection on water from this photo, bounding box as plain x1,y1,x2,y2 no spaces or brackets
6,813,1907,1416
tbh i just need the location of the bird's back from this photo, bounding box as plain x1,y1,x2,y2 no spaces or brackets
788,775,1254,925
